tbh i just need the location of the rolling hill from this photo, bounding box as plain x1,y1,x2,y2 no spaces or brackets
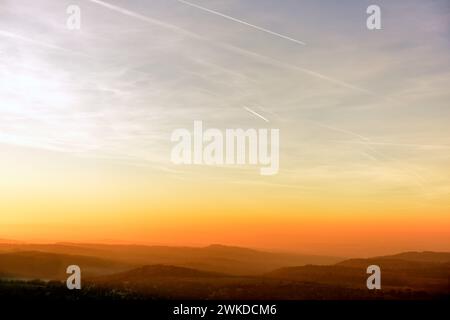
0,251,133,280
265,252,450,293
0,242,343,275
89,252,449,299
94,264,230,282
0,248,448,300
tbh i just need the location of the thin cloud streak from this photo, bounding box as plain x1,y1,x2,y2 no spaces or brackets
243,106,269,122
88,0,204,41
0,30,73,53
87,0,374,95
335,140,450,150
176,0,306,45
302,120,428,190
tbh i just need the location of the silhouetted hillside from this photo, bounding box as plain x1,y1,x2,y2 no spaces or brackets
0,244,448,300
0,242,343,275
0,251,132,280
266,252,450,293
373,251,450,264
89,264,242,299
0,239,23,244
95,265,229,282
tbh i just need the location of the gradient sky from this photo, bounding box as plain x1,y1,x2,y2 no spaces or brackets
0,0,449,256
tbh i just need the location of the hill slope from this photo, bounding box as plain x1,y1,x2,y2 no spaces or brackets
0,251,132,280
266,252,450,292
0,242,343,275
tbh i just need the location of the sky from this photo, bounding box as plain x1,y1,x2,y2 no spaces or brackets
0,0,449,257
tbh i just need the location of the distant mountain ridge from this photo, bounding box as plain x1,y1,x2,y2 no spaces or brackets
0,242,343,275
265,251,450,292
0,238,23,244
0,251,132,280
0,246,448,300
373,251,450,263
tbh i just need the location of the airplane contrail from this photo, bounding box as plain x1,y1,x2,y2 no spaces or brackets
88,0,204,40
218,41,375,95
243,107,270,122
0,30,91,58
307,120,371,141
87,0,375,95
0,30,71,53
176,0,306,45
335,140,450,150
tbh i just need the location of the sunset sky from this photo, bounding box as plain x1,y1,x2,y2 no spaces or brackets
0,0,449,257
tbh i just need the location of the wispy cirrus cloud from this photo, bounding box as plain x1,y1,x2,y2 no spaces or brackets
0,0,449,198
